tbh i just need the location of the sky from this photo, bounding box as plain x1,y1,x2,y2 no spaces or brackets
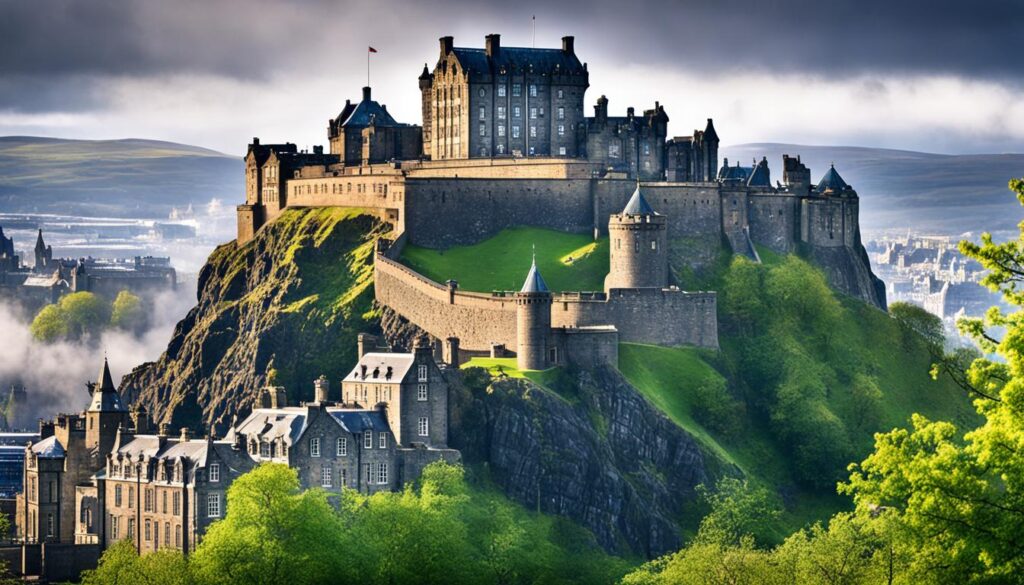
1,0,1022,155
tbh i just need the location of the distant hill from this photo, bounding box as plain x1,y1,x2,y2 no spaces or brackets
722,143,1024,235
0,136,243,218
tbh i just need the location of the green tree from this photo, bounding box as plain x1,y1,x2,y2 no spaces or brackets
81,540,191,585
29,304,68,341
889,301,945,352
694,477,781,547
842,178,1024,583
29,291,112,341
111,290,146,332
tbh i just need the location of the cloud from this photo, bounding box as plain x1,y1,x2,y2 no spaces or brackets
0,287,196,426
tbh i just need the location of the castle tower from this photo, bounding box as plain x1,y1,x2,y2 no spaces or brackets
34,229,52,273
85,358,128,467
515,256,552,371
605,183,669,291
701,118,719,182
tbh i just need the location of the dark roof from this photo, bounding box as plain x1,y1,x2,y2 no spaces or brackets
817,165,849,193
520,258,549,293
34,230,45,251
747,158,771,187
718,163,753,182
329,410,391,434
451,47,586,77
333,87,405,129
703,118,719,143
88,359,125,413
622,184,656,215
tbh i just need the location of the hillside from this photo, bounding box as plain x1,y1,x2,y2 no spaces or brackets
0,136,242,218
722,143,1024,235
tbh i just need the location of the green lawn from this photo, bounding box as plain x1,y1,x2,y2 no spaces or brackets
400,227,609,292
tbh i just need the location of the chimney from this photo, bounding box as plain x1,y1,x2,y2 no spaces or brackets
252,137,260,146
314,375,330,403
444,337,461,366
439,36,454,57
313,145,323,155
357,333,377,358
270,387,287,409
414,335,433,363
180,427,191,442
562,36,575,54
627,107,635,119
485,34,500,57
159,423,170,437
362,86,371,102
446,279,458,304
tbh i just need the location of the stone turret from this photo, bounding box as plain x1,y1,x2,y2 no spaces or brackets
515,256,552,371
605,183,668,291
34,229,52,272
85,358,129,467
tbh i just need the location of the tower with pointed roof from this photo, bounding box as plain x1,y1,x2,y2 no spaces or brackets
34,229,52,273
515,255,552,370
85,358,129,467
605,183,669,291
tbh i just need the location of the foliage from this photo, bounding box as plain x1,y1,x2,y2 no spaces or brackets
80,540,191,585
111,290,146,332
889,301,945,351
694,477,781,547
30,291,112,341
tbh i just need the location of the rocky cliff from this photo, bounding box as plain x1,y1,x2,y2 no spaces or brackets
120,208,386,431
447,366,712,558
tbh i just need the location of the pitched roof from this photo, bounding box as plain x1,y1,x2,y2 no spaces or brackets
622,183,656,215
450,46,585,77
703,118,719,143
747,158,771,187
31,436,65,459
817,164,849,193
343,352,416,384
328,410,391,434
234,408,308,446
334,87,403,129
520,257,549,293
718,162,753,182
88,359,125,412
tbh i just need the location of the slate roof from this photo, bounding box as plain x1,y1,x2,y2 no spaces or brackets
520,257,550,293
235,408,309,446
88,359,125,413
817,165,849,193
703,118,719,143
747,158,771,187
450,47,586,76
343,353,417,384
622,184,656,215
718,163,753,182
31,436,65,459
328,410,391,434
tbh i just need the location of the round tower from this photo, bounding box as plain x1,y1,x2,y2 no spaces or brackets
605,183,669,291
515,256,552,371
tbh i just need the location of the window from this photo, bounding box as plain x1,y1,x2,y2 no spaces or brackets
644,161,651,170
643,143,651,156
128,486,134,509
479,88,485,97
497,106,505,120
513,106,521,118
162,491,168,513
164,523,170,548
145,520,151,541
557,89,564,99
127,517,134,539
478,106,485,120
530,107,537,119
145,488,153,512
635,239,640,252
364,463,373,484
337,437,347,457
46,514,54,538
209,463,220,482
498,85,506,97
115,485,122,507
558,124,565,137
310,437,321,458
651,240,658,251
321,465,332,488
173,492,180,515
175,525,182,548
418,365,428,382
479,123,486,137
418,417,429,437
550,347,559,363
559,146,567,156
529,126,537,138
378,463,389,485
558,107,565,119
529,84,537,97
512,126,520,139
539,107,544,117
340,468,347,487
207,493,221,518
111,515,119,540
609,143,621,159
364,432,373,449
417,384,428,401
379,432,387,448
512,83,521,97
498,125,505,137
497,144,505,154
260,441,270,458
529,146,535,155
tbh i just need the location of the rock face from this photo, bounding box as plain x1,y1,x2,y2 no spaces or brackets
119,208,386,432
448,366,711,558
807,243,887,309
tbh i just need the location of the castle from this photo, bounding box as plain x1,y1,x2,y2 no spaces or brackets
14,343,456,578
237,33,885,370
0,227,177,312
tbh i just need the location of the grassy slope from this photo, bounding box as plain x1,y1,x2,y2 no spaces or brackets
401,227,609,292
423,226,977,538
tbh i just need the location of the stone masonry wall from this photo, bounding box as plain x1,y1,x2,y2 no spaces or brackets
747,194,799,253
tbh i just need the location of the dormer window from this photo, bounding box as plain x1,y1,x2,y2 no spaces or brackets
364,432,373,449
418,365,428,382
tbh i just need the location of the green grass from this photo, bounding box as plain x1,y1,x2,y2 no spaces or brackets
400,227,609,292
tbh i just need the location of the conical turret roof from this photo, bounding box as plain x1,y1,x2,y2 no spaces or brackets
34,229,45,251
622,183,656,215
520,256,549,294
703,118,719,143
817,164,849,193
88,358,125,412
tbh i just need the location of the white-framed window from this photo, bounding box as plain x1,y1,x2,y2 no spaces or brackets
557,89,564,99
529,126,537,138
321,465,332,488
559,146,567,156
128,486,134,509
378,463,388,485
529,84,537,97
364,432,373,449
379,432,387,448
513,106,521,118
498,85,506,97
418,365,428,382
529,146,535,155
209,463,220,482
337,437,347,456
207,493,221,518
310,437,321,458
558,125,565,137
418,417,429,437
478,106,485,120
652,240,658,251
260,441,270,458
417,384,428,401
498,125,506,137
497,106,506,120
530,107,537,119
479,123,486,136
512,126,520,139
512,83,521,97
558,107,565,120
497,144,505,154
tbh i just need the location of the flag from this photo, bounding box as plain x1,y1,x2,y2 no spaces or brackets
368,46,378,53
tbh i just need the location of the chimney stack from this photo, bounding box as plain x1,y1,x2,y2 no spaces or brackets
562,36,575,54
362,86,371,102
485,34,500,57
180,427,191,442
159,422,170,437
314,375,330,403
439,36,454,57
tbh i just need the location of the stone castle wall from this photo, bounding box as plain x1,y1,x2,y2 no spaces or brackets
552,289,718,348
747,194,799,254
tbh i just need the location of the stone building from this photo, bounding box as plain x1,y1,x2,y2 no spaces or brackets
585,97,669,180
328,86,421,165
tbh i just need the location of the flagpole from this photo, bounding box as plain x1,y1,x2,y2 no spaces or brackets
367,49,370,88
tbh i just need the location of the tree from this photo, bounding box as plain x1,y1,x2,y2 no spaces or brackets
694,477,781,547
111,290,146,332
842,179,1024,583
889,301,944,352
29,291,112,341
29,304,67,341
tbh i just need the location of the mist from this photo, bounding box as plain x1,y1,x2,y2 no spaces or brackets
0,285,197,428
